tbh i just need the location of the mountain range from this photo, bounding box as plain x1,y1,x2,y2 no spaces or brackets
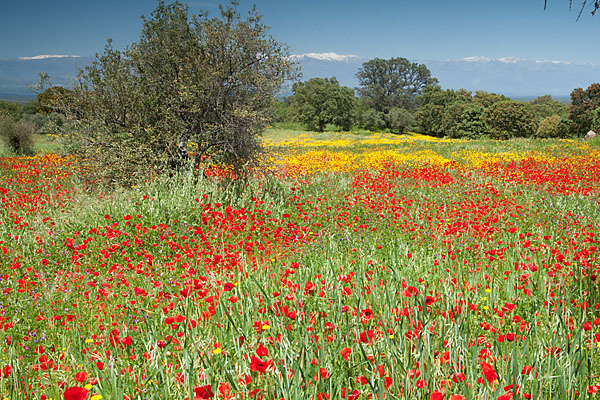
1,53,599,101
291,53,599,99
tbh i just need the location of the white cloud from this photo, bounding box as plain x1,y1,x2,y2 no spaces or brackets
290,52,363,62
18,55,80,60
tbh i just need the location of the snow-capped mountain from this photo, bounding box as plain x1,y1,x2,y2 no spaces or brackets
425,56,599,97
18,54,81,61
289,53,600,97
290,52,364,63
0,55,93,100
1,52,599,101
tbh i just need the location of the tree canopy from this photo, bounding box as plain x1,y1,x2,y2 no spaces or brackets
289,78,356,132
569,83,600,136
482,101,537,139
356,58,437,114
55,1,296,185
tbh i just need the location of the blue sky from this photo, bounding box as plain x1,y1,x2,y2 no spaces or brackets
1,0,599,64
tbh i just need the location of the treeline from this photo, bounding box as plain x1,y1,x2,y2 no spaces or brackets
277,57,600,139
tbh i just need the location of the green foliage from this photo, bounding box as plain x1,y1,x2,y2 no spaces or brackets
359,108,386,131
22,99,39,115
482,100,537,139
0,115,35,155
473,90,509,108
529,95,569,122
0,100,23,120
385,107,415,133
441,101,470,138
557,117,572,138
569,83,600,137
37,86,72,114
356,57,437,114
591,106,600,132
57,1,296,186
421,84,473,107
289,77,356,132
536,115,562,138
416,85,476,137
535,114,572,139
272,99,290,123
455,104,487,139
415,103,445,137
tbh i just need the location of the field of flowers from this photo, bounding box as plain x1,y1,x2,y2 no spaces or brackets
1,130,600,400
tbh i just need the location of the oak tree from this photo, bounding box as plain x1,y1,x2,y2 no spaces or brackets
57,1,296,185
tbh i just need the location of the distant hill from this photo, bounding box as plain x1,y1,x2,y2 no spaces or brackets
425,57,599,98
1,53,598,101
0,55,93,100
289,53,599,99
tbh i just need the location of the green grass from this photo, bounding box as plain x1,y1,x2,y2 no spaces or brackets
0,131,599,399
0,133,62,156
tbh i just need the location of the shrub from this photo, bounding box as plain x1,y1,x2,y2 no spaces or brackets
360,108,386,131
0,116,35,155
536,115,562,138
386,107,415,133
0,100,23,121
557,117,572,138
482,101,537,139
442,102,469,138
455,104,487,139
592,106,600,133
415,103,444,137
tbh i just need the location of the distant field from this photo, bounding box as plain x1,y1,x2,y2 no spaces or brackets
0,131,599,399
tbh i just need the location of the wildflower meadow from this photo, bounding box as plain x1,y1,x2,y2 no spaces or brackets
0,130,600,400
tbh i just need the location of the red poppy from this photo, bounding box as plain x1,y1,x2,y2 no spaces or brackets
340,347,352,361
250,356,270,373
74,371,88,383
403,286,419,298
63,387,89,400
194,384,215,399
481,361,498,384
256,344,269,357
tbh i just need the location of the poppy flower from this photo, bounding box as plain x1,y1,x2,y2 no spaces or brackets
194,385,215,399
481,361,499,384
74,371,88,383
340,347,352,361
256,343,269,357
250,356,270,373
63,387,89,400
